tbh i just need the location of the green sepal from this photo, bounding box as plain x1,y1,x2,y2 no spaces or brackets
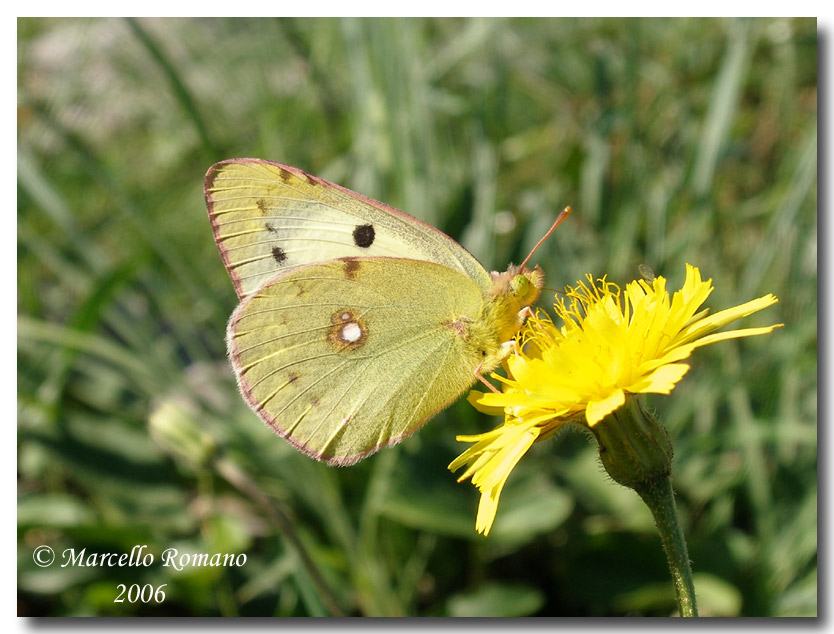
590,396,673,489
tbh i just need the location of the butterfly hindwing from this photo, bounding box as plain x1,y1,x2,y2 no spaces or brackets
227,257,489,465
205,159,492,299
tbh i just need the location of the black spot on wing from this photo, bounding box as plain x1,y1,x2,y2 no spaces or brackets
353,224,375,248
265,223,278,234
272,247,287,263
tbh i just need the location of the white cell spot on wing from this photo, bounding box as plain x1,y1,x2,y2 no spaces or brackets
340,322,362,343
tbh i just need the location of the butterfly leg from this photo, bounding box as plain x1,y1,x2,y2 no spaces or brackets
474,337,519,393
474,364,501,394
517,306,534,323
499,340,518,357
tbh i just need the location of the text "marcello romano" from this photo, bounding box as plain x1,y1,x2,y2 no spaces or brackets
61,546,247,571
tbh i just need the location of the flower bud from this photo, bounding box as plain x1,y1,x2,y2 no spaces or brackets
590,396,673,489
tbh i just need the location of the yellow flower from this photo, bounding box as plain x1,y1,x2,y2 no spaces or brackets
449,264,782,536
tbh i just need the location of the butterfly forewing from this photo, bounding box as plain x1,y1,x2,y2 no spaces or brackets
205,159,491,299
227,257,488,465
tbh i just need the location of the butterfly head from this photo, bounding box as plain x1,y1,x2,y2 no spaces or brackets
490,263,544,309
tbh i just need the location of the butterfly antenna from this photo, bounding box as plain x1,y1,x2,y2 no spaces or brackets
519,206,572,270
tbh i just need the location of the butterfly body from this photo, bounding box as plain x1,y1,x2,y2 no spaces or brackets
206,159,544,465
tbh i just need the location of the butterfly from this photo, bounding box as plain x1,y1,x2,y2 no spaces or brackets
204,159,569,465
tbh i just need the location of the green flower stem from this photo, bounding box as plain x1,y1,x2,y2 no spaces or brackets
590,398,698,617
633,475,699,617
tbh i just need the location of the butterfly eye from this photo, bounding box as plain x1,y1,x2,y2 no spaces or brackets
511,274,532,296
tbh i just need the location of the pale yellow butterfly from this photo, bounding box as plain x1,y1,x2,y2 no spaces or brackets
205,159,569,465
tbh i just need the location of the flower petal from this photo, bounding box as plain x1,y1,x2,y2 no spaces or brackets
628,363,690,394
476,488,500,535
690,324,784,349
467,390,506,415
679,294,779,344
586,389,625,426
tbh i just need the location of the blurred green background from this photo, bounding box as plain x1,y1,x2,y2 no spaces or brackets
17,17,816,616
